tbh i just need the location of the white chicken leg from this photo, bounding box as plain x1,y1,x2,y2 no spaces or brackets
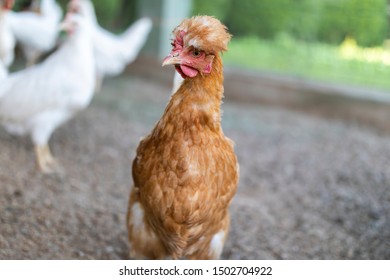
35,144,62,174
0,12,96,174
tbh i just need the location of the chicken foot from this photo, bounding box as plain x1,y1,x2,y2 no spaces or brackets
34,144,63,174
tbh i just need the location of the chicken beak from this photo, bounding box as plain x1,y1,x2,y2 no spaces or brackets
162,53,182,67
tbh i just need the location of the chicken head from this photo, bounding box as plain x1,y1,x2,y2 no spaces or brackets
59,12,87,36
1,0,14,10
162,16,231,79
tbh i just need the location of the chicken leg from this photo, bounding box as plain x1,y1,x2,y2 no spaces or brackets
24,49,41,68
94,75,103,92
34,144,63,174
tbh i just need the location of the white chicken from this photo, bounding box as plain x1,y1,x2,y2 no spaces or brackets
0,11,95,173
69,0,152,90
0,60,7,80
8,0,62,66
171,71,184,94
0,0,15,67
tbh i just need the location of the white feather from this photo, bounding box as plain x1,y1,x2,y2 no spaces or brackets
172,71,184,94
8,0,63,64
0,7,15,67
78,0,152,79
130,203,145,230
209,230,225,259
188,37,200,49
0,14,95,147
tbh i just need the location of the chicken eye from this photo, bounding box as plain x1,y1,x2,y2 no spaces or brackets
192,49,201,57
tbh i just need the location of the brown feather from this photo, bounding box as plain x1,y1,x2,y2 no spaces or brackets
127,16,238,260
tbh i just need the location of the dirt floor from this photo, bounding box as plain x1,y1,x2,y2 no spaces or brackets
0,72,389,260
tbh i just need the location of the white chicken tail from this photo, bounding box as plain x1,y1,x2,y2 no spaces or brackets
120,17,153,63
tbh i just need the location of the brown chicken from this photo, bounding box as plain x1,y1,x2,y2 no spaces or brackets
127,15,239,260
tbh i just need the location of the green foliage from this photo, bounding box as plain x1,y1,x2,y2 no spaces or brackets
57,0,122,28
192,0,389,46
56,0,69,11
91,0,121,27
192,0,231,22
224,35,390,90
318,0,388,46
287,0,323,42
226,0,292,39
13,0,31,11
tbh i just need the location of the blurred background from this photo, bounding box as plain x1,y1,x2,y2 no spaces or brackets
1,0,389,259
21,0,390,91
12,0,390,91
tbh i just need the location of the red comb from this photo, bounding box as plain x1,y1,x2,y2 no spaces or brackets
3,0,14,10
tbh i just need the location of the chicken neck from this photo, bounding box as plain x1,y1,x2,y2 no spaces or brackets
162,54,225,133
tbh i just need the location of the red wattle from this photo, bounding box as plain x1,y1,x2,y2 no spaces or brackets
180,65,198,78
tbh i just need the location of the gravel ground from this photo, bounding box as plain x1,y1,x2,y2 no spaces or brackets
0,74,389,259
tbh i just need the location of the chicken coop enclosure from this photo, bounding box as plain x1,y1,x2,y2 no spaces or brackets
0,0,389,261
